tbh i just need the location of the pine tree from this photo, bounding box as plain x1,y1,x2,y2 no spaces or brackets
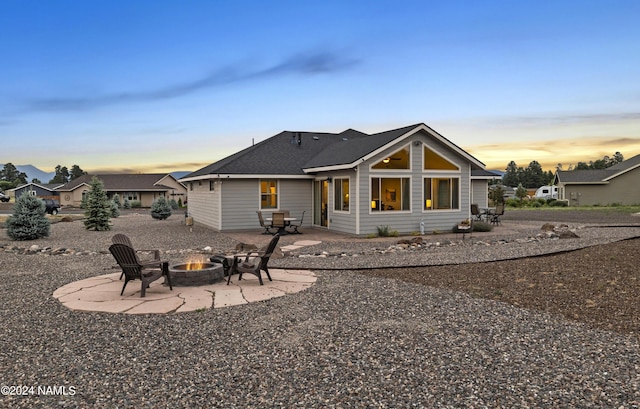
6,193,51,240
151,196,172,220
110,200,120,218
83,177,112,231
112,193,121,208
123,198,131,209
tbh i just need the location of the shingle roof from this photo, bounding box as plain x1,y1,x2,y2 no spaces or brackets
58,174,179,191
555,154,640,184
182,123,486,180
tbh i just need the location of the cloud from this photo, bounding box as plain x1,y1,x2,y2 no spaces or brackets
23,50,360,113
491,112,640,128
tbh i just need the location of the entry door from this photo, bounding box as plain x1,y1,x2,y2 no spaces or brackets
313,180,329,227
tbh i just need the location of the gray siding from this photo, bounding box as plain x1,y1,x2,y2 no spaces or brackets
471,180,489,208
347,134,471,236
187,180,221,229
564,166,640,206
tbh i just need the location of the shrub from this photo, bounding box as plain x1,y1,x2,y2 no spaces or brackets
376,225,398,237
505,198,522,208
112,193,121,208
6,194,51,240
123,198,131,209
177,198,183,208
169,199,179,210
549,200,568,207
530,200,542,208
130,200,141,208
83,177,112,231
472,221,493,232
110,200,120,218
151,197,172,220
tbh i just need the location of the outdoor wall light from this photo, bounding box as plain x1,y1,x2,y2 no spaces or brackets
371,200,376,209
425,199,432,209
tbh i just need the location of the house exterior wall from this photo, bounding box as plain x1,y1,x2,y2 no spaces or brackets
563,167,640,206
14,185,59,200
326,133,471,236
187,178,314,231
186,180,221,229
471,180,489,208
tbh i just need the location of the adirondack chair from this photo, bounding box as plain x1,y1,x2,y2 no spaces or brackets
112,234,161,280
109,243,173,297
228,234,280,286
287,210,306,234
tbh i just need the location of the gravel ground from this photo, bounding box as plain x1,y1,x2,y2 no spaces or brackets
0,209,639,408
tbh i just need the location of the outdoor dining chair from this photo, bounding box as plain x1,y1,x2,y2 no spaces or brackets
287,210,305,234
256,211,274,235
471,204,483,221
490,204,505,225
270,212,286,235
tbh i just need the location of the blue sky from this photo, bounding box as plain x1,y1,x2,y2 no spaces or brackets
1,0,639,174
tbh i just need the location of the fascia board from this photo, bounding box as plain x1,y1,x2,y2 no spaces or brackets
603,163,640,181
180,174,314,182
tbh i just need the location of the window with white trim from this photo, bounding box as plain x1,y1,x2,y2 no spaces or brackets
260,179,278,209
424,178,459,210
334,178,349,211
371,177,410,211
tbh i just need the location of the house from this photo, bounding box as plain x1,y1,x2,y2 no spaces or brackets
55,174,187,207
11,182,65,201
554,154,640,206
180,123,496,235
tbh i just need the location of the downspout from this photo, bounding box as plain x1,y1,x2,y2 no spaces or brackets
355,165,360,235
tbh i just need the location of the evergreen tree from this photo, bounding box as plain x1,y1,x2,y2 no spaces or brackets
83,177,112,231
49,165,70,183
488,184,505,205
123,198,131,209
515,183,528,201
110,200,120,218
112,193,121,208
69,164,87,180
0,163,28,188
502,161,520,187
151,196,172,220
6,193,51,240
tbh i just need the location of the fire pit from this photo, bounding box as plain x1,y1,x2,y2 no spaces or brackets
169,261,224,286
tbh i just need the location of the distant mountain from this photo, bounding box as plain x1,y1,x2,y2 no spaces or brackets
171,171,191,180
1,164,56,184
2,164,193,184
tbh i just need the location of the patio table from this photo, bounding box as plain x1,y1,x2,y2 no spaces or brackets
265,217,296,235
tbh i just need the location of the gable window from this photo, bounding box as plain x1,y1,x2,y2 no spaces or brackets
371,177,410,211
372,146,410,170
424,178,459,210
334,178,349,212
424,146,459,170
260,179,278,209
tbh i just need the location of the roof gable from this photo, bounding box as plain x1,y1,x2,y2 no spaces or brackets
181,123,486,180
58,174,180,191
555,153,640,184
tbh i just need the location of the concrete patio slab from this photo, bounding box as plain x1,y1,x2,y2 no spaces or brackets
54,268,316,315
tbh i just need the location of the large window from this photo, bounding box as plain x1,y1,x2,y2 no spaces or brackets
260,179,278,209
334,178,349,211
424,146,458,170
424,178,459,210
372,146,410,170
371,177,410,211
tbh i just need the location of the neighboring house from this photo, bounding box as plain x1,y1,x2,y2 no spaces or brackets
180,123,496,235
56,174,187,207
554,154,640,206
11,182,65,200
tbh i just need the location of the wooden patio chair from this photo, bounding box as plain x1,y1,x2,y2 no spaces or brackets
287,210,306,234
112,234,161,280
228,234,280,286
256,211,274,235
109,243,173,297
